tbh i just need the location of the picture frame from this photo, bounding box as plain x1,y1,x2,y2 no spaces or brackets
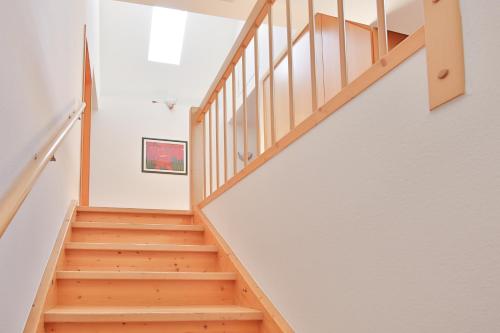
141,137,188,175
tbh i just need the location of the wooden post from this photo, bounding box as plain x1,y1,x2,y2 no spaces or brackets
337,0,348,87
423,0,465,110
242,51,249,167
286,0,295,130
307,0,318,112
208,107,213,194
377,0,389,58
268,8,277,144
80,33,92,207
223,83,228,183
254,33,261,156
202,116,207,199
232,68,238,175
215,96,220,188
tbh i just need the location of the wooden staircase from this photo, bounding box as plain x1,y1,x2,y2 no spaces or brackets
35,206,281,333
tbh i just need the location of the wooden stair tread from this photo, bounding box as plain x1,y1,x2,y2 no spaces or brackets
56,271,237,280
73,221,204,232
65,242,218,253
77,207,193,216
44,306,263,322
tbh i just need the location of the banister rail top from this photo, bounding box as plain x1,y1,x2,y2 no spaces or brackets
0,102,86,238
195,0,271,123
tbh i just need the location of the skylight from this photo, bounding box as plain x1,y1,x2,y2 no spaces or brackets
148,7,188,65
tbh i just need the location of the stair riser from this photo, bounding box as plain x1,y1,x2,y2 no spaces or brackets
76,212,192,225
71,228,204,245
57,280,235,306
45,321,260,333
64,250,218,272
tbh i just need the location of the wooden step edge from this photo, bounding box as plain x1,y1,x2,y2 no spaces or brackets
77,206,193,216
65,242,218,253
44,306,263,323
56,271,237,281
72,222,204,232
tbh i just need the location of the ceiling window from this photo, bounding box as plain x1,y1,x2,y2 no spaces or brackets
148,7,188,65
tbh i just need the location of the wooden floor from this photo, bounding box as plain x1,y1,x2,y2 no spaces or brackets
41,207,264,333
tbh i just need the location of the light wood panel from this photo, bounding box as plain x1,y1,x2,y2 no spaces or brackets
423,0,465,110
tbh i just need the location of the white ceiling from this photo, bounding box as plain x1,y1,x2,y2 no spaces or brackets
100,0,243,105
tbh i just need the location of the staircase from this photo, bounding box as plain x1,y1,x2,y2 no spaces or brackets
42,207,265,333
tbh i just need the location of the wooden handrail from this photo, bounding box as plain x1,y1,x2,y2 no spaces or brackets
191,0,463,208
195,0,272,123
0,103,86,238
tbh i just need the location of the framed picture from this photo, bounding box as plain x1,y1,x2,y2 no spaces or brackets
142,137,188,175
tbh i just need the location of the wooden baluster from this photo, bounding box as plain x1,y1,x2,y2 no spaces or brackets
223,82,228,183
307,0,318,112
242,52,249,167
208,107,213,194
215,96,220,188
254,32,261,156
202,115,207,199
232,68,237,175
377,0,389,58
338,0,348,87
268,8,277,145
286,0,295,130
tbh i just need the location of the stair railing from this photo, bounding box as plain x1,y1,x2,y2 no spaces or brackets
0,103,86,238
190,0,465,206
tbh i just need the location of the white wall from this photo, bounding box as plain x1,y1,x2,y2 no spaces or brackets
90,96,190,210
0,1,99,332
203,1,500,332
